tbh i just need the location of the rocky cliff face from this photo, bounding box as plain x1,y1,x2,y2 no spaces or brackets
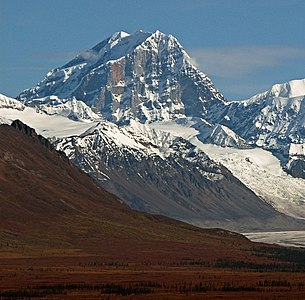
10,119,68,159
54,120,301,231
202,79,305,178
18,30,224,124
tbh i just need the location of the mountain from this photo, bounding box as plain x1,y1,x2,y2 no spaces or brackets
2,92,300,230
55,119,300,231
3,121,305,299
12,30,305,231
18,30,224,124
0,120,254,258
204,79,305,179
215,79,305,146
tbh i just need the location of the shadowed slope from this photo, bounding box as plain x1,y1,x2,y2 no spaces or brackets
0,120,253,260
3,122,305,299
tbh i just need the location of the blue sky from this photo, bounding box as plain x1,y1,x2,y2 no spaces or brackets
1,0,305,100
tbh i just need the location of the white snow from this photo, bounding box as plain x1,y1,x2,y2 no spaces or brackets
0,106,97,138
198,144,282,175
28,96,101,121
243,79,305,104
245,231,305,248
197,143,305,219
149,118,245,148
147,118,305,219
0,93,25,110
289,143,305,156
79,121,168,159
149,118,201,140
102,30,151,62
271,79,305,98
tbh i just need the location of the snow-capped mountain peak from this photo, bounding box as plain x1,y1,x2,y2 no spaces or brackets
245,79,305,105
0,93,25,111
3,27,305,232
18,30,224,124
108,31,130,43
199,77,305,178
268,79,305,99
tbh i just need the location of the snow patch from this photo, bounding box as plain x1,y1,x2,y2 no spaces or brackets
197,143,305,219
0,105,97,138
245,231,305,248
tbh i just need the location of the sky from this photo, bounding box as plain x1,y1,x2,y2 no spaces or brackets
1,0,305,100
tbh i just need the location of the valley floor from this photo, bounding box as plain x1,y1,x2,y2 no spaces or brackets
1,255,305,299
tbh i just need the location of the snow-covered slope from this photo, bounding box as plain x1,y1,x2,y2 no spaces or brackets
149,117,247,148
0,93,25,111
26,96,101,121
18,30,224,124
205,79,305,149
0,94,97,138
147,119,305,219
198,144,305,219
246,78,305,102
54,118,299,232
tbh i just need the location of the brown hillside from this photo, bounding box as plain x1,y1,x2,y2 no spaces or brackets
1,121,305,299
0,121,250,259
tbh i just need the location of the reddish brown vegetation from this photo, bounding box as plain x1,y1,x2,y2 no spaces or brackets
1,122,305,298
1,254,305,299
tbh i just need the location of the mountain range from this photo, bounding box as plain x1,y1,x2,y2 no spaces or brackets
2,119,257,258
2,30,305,233
4,118,305,300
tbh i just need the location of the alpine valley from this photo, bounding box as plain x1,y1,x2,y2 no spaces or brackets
2,30,305,233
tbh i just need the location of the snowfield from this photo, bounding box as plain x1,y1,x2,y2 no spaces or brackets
198,144,305,219
245,231,305,248
0,106,97,138
2,93,305,221
148,119,305,219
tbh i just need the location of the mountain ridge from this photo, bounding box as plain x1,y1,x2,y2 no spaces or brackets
205,78,305,179
3,30,305,231
0,120,258,258
2,119,305,300
18,30,224,124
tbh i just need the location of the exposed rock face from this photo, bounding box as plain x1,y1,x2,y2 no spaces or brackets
11,119,38,138
18,30,224,124
55,121,302,232
11,119,67,159
13,31,305,230
286,159,305,178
